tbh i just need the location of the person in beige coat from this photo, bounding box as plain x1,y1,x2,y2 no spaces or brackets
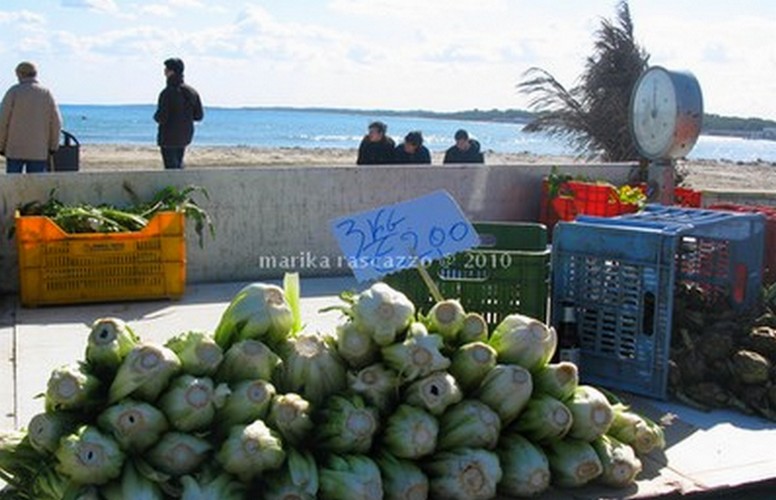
0,62,62,173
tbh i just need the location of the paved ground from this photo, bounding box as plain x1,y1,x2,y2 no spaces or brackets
1,277,775,499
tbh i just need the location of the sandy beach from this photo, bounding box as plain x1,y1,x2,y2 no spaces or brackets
74,144,776,192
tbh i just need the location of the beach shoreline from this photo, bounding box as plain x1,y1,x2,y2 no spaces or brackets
72,144,776,192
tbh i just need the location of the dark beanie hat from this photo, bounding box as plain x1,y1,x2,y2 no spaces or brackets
164,58,185,75
454,129,469,141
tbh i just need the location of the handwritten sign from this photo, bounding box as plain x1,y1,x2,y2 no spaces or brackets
330,190,479,282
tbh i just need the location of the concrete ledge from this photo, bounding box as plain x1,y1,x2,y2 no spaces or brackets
0,163,638,294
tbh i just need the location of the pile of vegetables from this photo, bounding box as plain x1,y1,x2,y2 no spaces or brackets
669,282,776,421
0,277,665,499
14,184,214,247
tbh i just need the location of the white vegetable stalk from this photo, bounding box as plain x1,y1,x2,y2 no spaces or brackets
513,394,574,443
97,399,169,453
180,471,246,500
376,451,429,500
351,282,415,346
592,435,643,488
488,314,557,372
403,372,463,416
607,403,666,455
545,439,603,488
406,321,429,338
145,432,212,477
45,363,102,412
449,342,497,393
85,317,139,375
215,339,281,383
214,283,294,350
108,343,181,404
315,395,379,454
566,385,615,442
284,272,303,336
27,412,79,454
267,393,314,446
497,433,551,498
318,454,383,500
533,362,579,401
458,312,489,344
437,400,501,451
336,321,378,369
348,363,400,415
427,299,466,343
216,379,276,433
165,331,223,377
105,460,164,500
474,364,533,425
264,448,319,500
55,426,125,485
383,404,439,459
157,375,230,432
280,332,347,407
424,448,502,500
216,419,286,482
381,334,451,383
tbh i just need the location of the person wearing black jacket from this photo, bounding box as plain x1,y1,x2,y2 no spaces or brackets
154,58,203,169
443,129,484,164
357,121,395,165
394,130,431,164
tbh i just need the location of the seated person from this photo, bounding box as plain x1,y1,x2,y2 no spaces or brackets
443,129,484,164
394,131,431,164
357,121,395,165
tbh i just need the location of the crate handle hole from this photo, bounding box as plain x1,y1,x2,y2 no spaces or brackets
641,291,655,337
478,234,497,248
733,264,747,304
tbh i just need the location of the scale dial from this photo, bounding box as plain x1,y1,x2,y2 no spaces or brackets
630,66,703,160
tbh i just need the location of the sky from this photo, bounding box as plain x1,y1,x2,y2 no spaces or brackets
0,0,774,119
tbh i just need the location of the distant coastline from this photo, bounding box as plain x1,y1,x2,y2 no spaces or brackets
62,103,776,139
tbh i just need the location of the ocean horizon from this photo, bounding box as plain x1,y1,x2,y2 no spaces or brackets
60,104,776,163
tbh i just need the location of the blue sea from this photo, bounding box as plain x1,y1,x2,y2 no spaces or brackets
60,104,776,163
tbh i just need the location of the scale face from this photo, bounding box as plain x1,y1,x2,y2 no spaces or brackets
630,66,703,161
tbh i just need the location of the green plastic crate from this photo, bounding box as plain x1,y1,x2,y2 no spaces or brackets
384,222,550,328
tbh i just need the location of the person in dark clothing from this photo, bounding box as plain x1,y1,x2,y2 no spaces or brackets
357,121,395,165
154,58,203,169
394,131,431,164
443,129,484,164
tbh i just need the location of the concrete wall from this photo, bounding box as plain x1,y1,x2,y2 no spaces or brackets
0,163,638,294
701,190,776,208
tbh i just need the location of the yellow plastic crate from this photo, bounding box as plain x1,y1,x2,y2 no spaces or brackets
15,210,186,306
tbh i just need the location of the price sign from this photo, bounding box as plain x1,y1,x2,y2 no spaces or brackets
330,190,479,282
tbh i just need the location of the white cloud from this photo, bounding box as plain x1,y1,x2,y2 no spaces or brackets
61,0,119,13
139,4,174,18
169,0,205,7
0,10,46,25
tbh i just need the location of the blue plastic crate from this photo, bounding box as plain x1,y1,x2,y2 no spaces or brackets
551,205,765,399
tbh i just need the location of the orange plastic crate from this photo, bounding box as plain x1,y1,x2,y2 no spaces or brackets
15,211,186,306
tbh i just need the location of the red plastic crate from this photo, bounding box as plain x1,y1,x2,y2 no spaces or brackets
567,181,639,216
709,203,776,284
674,187,703,208
539,180,638,238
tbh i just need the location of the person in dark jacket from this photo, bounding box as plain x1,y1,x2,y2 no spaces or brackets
154,58,203,169
357,121,395,165
443,129,484,164
394,131,431,164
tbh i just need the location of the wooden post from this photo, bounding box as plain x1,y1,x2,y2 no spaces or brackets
647,159,675,205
